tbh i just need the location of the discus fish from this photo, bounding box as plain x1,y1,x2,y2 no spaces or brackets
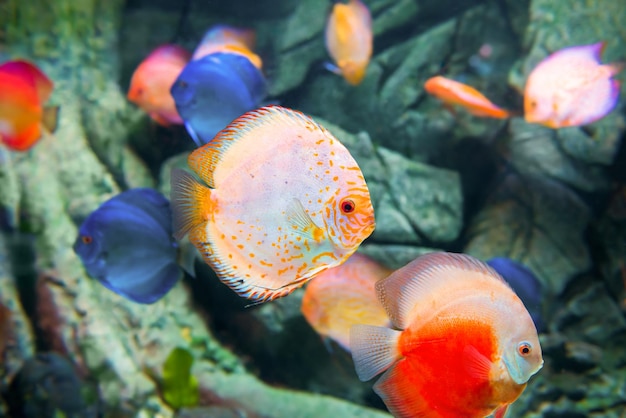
73,188,183,304
486,257,546,333
127,44,191,126
524,42,622,128
325,0,373,85
424,76,511,119
301,252,391,351
351,252,543,418
171,52,267,146
170,105,376,302
192,25,262,70
0,60,58,151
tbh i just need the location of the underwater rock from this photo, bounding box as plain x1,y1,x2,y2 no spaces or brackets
464,172,591,295
5,352,98,418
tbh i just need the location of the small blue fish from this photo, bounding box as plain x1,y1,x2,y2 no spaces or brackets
486,257,546,333
73,188,182,304
170,52,267,146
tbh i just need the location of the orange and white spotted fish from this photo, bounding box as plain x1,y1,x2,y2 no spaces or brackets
170,105,376,302
301,252,392,351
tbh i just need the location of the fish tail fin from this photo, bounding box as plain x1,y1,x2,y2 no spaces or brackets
350,324,401,382
170,168,212,241
42,106,59,134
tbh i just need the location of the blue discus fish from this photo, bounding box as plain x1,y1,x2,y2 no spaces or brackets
73,188,182,304
486,257,546,333
170,52,267,146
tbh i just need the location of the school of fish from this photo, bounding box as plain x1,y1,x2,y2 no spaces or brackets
6,2,626,417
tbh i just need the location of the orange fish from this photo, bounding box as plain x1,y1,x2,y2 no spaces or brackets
127,45,191,126
524,42,622,129
0,60,58,152
301,252,392,351
351,252,543,418
192,25,263,70
424,76,511,119
170,105,376,302
325,0,373,85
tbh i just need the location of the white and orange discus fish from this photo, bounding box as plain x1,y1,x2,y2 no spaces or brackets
301,252,392,351
325,0,373,85
351,252,543,418
170,105,376,302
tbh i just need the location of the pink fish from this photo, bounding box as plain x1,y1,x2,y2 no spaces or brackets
301,252,391,351
127,45,191,126
524,42,623,128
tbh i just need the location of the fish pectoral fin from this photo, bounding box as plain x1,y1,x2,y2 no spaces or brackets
184,122,204,147
170,168,212,241
286,198,324,241
350,324,401,382
323,61,342,75
463,344,494,380
42,106,59,134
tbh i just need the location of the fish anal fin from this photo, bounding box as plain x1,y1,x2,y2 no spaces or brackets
350,324,401,382
170,168,213,241
463,344,494,381
493,404,509,418
42,106,59,134
373,360,434,418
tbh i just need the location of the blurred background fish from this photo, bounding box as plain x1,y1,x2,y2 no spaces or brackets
424,75,512,119
301,252,392,351
486,257,546,333
192,24,263,70
73,188,183,304
0,60,57,152
170,52,268,146
351,252,543,418
324,0,372,85
524,42,623,128
127,44,191,126
170,105,375,302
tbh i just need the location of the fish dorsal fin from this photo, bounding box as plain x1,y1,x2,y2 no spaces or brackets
376,252,508,329
187,105,327,189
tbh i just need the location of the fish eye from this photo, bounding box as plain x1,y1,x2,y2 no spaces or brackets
530,100,537,109
518,342,532,356
340,199,355,214
81,235,93,245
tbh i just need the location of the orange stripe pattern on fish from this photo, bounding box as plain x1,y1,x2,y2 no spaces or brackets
127,45,191,126
325,0,373,86
192,25,263,70
351,252,543,418
424,76,511,119
0,60,57,152
301,252,392,351
170,105,376,302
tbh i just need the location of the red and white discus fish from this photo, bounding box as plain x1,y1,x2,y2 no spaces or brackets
351,252,543,418
170,105,376,302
